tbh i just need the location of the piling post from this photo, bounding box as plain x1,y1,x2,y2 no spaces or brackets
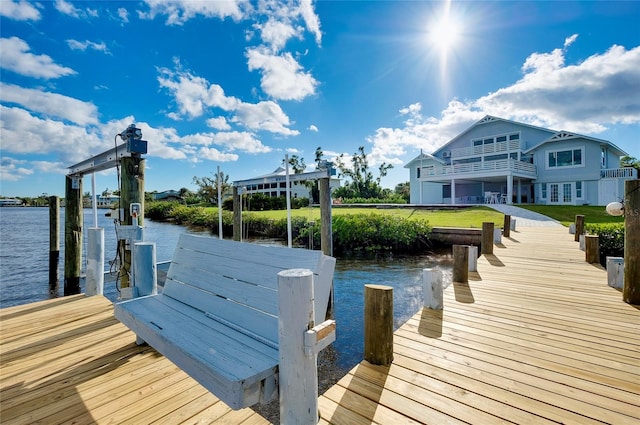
64,175,82,295
278,269,319,425
118,156,145,289
364,284,394,366
423,269,443,310
503,214,511,238
468,245,478,272
133,242,157,297
575,215,585,242
232,186,241,241
481,222,494,255
623,179,640,304
607,257,624,289
49,196,60,296
319,177,332,256
585,235,600,264
86,227,104,296
453,245,469,283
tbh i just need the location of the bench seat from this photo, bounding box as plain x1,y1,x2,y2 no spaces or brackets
114,234,335,410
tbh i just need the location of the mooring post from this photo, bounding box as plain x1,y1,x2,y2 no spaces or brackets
453,245,469,283
607,257,624,289
278,269,319,425
86,227,104,296
118,156,145,290
493,227,502,244
468,245,478,272
481,222,494,255
364,284,394,366
133,242,157,297
623,179,640,304
49,196,60,296
502,214,511,238
64,175,82,296
232,186,241,241
575,215,585,242
585,235,600,264
319,177,332,257
423,269,443,310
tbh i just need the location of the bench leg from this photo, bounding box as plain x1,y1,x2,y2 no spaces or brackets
135,335,147,346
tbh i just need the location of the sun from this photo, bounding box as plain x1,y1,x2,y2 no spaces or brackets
429,14,461,52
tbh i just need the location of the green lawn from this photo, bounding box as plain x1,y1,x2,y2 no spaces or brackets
242,206,506,228
516,205,624,226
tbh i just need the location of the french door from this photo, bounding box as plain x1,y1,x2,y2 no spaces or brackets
549,183,573,204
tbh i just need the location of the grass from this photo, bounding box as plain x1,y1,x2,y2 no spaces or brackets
229,205,506,228
516,205,624,226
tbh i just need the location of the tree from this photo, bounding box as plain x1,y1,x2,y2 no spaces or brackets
193,171,231,204
334,146,393,199
620,155,640,170
283,154,306,174
395,182,411,202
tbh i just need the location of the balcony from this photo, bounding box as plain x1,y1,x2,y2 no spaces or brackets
600,167,638,179
420,159,536,180
450,140,521,159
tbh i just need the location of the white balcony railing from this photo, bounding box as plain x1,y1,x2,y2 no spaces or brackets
600,168,638,179
420,159,536,179
451,140,521,158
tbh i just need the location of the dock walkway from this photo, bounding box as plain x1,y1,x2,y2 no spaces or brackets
1,226,638,424
318,226,640,424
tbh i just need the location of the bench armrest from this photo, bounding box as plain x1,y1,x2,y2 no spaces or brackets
303,319,336,357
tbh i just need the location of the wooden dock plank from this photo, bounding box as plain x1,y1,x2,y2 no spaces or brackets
319,225,640,424
0,295,270,425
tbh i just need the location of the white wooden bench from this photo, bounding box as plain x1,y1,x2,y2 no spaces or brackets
114,233,336,411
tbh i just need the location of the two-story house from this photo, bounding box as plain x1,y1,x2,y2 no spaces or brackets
404,116,636,206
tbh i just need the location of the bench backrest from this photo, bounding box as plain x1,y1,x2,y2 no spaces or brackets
163,234,336,348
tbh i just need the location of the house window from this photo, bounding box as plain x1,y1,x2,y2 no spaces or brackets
509,133,520,140
417,167,421,178
547,148,584,168
496,135,507,143
473,139,483,146
576,181,583,199
541,183,547,199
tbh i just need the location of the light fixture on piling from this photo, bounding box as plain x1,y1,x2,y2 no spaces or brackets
605,200,624,216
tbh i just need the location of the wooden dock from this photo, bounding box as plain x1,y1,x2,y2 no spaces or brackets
318,226,640,424
1,226,639,424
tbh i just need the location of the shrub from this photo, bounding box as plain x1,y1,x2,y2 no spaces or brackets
585,223,624,262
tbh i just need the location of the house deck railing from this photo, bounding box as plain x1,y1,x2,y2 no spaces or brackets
421,159,536,179
451,140,521,158
600,168,638,179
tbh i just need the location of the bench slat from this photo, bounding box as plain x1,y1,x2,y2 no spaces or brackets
162,279,279,347
114,294,278,409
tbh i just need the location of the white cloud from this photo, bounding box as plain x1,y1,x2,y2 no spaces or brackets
256,18,299,51
206,117,231,130
0,157,34,181
246,48,318,100
308,124,318,132
298,0,322,45
0,83,98,126
198,147,239,162
158,65,299,135
0,37,76,79
367,41,640,165
0,0,41,21
118,7,129,23
67,39,110,54
140,0,247,25
564,34,578,49
180,131,271,154
55,0,80,17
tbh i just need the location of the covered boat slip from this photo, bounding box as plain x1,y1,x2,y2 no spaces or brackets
1,226,639,424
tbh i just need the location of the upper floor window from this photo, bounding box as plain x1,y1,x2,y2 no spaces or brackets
547,147,583,168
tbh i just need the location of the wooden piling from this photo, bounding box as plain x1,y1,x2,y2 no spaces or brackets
49,196,60,296
585,235,600,264
118,156,145,289
64,176,82,296
423,269,443,310
503,214,511,238
232,186,241,241
575,215,584,242
481,222,494,255
623,179,640,304
364,284,393,366
452,245,469,283
319,177,332,256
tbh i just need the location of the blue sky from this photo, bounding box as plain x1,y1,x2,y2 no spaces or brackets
1,0,639,198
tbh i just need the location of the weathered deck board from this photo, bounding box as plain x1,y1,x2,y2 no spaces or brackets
0,295,271,425
318,226,640,424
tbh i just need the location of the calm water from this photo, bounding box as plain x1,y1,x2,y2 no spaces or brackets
0,207,452,372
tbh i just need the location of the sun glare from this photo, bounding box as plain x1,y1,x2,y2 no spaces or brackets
429,15,461,52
